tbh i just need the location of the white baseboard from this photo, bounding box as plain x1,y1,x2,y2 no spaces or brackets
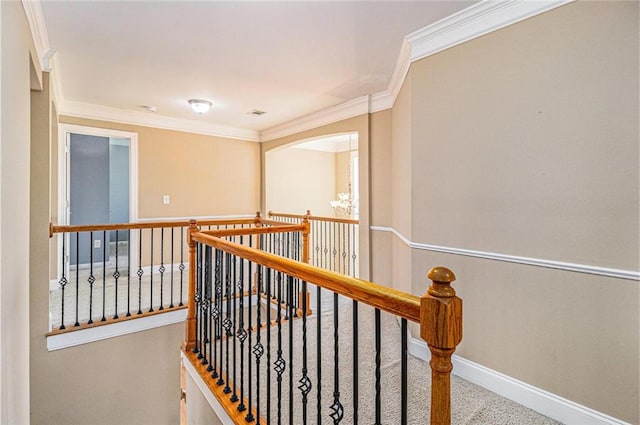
408,337,631,425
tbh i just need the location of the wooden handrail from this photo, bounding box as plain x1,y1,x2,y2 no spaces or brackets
268,210,358,225
49,217,258,236
200,223,305,238
191,232,421,322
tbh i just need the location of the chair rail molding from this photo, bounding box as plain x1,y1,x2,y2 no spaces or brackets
370,226,640,281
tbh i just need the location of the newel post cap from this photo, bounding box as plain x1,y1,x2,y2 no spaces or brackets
427,267,456,298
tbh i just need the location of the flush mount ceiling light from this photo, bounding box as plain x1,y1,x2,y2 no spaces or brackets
188,99,212,114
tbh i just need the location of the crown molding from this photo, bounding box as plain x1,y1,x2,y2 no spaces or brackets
260,95,370,142
25,0,574,143
406,0,574,63
257,0,573,141
21,0,49,71
60,101,260,142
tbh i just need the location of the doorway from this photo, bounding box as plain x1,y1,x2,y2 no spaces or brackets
58,124,138,270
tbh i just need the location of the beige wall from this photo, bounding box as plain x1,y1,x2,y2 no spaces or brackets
373,1,639,422
31,323,184,425
1,2,38,422
334,150,351,200
369,110,391,227
58,116,261,219
265,147,335,216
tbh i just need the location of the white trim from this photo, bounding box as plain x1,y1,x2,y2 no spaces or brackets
407,0,573,63
46,308,187,351
60,100,260,142
370,226,640,281
57,123,141,272
258,0,573,140
136,214,255,223
21,0,49,72
182,353,235,425
408,338,631,425
260,96,370,142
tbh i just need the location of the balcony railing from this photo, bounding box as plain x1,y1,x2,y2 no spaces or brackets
183,214,462,425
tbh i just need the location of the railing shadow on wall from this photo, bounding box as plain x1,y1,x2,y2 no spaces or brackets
183,213,462,425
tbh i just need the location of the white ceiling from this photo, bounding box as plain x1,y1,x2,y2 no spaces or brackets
40,1,476,136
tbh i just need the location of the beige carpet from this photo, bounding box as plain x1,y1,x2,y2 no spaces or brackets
208,286,561,424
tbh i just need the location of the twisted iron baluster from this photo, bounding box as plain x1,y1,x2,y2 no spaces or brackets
88,231,95,324
179,227,185,306
58,234,68,329
137,229,143,315
298,279,311,424
170,227,175,308
113,230,120,319
329,292,344,424
275,272,285,425
159,227,165,310
149,229,154,313
101,230,106,321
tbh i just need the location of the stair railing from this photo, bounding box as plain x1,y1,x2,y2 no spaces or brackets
183,217,462,425
268,210,359,278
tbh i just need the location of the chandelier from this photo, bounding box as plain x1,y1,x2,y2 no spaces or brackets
331,184,358,217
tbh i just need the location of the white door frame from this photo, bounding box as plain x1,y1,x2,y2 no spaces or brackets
56,123,139,275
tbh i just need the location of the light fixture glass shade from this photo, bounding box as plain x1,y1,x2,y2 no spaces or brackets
188,99,212,114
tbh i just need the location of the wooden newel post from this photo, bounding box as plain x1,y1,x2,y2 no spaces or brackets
296,211,312,316
420,267,462,425
301,211,311,264
183,219,199,351
254,211,262,227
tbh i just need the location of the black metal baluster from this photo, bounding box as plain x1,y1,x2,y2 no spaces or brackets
179,227,185,306
332,223,338,272
223,253,232,394
149,229,154,312
401,318,408,425
159,227,165,310
237,238,247,412
316,284,322,425
201,245,210,365
340,223,347,274
194,243,202,357
170,227,175,308
330,292,344,424
352,223,357,278
126,229,131,317
323,222,329,270
246,236,255,422
313,220,321,266
353,300,359,425
58,234,68,330
211,249,222,379
88,231,95,324
288,276,294,425
113,230,120,319
137,229,143,315
347,223,351,277
75,232,80,327
375,308,381,425
101,230,107,321
298,279,311,424
275,272,285,425
231,251,239,404
251,261,263,424
266,266,272,425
